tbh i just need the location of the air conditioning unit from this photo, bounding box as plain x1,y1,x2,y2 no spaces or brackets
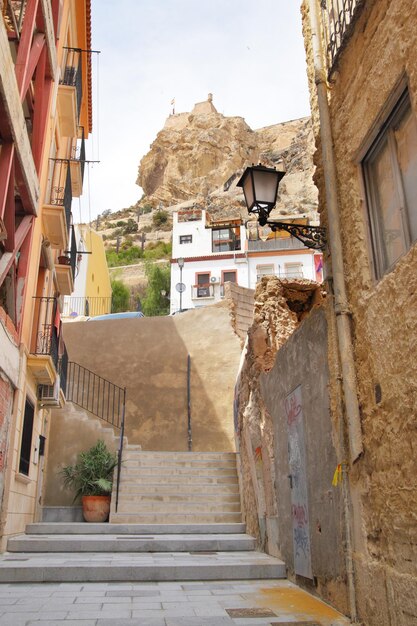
38,376,60,406
210,276,220,283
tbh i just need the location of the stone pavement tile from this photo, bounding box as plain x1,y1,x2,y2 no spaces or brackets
132,607,196,617
52,590,106,597
185,589,213,596
28,622,96,626
74,595,130,604
165,618,234,626
0,597,18,605
65,608,132,620
106,589,160,597
0,615,37,626
96,617,166,626
130,601,163,609
194,605,230,616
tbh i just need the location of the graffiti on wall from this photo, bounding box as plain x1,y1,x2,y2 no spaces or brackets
285,385,313,579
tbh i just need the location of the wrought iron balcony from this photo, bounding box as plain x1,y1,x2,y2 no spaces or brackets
59,345,69,397
60,48,83,120
49,161,72,232
321,0,365,72
27,297,60,384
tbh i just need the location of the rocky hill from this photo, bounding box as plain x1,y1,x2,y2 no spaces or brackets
93,95,318,293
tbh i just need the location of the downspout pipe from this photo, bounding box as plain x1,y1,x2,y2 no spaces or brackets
308,0,363,464
307,1,362,622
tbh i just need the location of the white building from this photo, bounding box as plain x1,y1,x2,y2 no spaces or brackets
170,208,323,313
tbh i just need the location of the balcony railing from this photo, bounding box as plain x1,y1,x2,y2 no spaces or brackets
62,296,112,318
59,344,69,396
192,284,214,299
257,269,304,282
321,0,365,72
61,48,83,120
31,297,59,369
248,236,304,252
49,160,72,235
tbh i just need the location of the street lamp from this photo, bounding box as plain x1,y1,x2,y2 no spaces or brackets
177,257,184,312
237,164,327,250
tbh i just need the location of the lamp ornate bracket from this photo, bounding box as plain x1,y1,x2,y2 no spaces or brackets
266,221,327,251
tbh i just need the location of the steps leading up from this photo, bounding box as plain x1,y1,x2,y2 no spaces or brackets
0,450,287,583
110,450,243,524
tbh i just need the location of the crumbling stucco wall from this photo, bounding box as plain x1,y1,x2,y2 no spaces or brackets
235,278,345,599
223,282,255,344
301,1,417,624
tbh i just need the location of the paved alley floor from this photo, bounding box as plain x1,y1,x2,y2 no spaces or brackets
0,579,351,625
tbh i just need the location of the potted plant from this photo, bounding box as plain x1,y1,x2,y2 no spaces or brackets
60,440,118,522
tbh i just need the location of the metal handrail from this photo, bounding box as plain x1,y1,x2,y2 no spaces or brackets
66,361,125,429
115,388,126,512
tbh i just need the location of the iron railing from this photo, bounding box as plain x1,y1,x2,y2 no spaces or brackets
59,345,69,396
257,269,304,281
49,161,72,236
192,284,214,299
69,225,77,280
31,297,59,369
61,48,83,119
66,361,125,429
115,389,126,513
321,0,365,72
62,296,112,318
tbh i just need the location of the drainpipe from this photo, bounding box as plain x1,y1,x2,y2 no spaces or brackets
307,0,363,464
307,0,362,622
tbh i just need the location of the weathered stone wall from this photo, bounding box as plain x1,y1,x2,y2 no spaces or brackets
301,1,417,623
234,278,344,600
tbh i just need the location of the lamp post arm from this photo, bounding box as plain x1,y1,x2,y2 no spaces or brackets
266,221,327,250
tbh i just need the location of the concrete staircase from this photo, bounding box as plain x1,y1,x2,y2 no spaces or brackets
110,449,243,524
0,450,286,583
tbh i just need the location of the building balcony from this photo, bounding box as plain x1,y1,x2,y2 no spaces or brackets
54,226,77,295
69,130,86,197
27,298,59,386
57,49,82,137
192,284,214,299
43,163,72,249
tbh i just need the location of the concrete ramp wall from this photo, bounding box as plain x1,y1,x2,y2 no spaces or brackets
59,303,242,453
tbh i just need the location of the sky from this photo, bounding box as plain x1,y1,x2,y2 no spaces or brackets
78,1,311,223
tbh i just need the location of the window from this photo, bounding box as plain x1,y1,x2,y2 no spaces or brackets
195,272,211,297
222,270,237,284
284,262,303,278
256,264,275,281
19,398,35,476
212,227,241,253
363,91,417,278
179,235,192,244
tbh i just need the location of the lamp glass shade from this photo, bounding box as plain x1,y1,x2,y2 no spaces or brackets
241,171,255,211
252,168,280,207
177,257,185,269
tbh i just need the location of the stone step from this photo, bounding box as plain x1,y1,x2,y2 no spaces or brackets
119,482,240,495
0,551,286,583
25,523,246,535
121,466,238,477
122,451,236,460
109,512,243,524
113,501,241,513
117,474,239,485
122,458,237,469
7,533,255,553
113,493,240,503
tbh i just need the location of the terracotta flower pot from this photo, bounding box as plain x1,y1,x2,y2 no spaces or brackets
81,495,111,523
